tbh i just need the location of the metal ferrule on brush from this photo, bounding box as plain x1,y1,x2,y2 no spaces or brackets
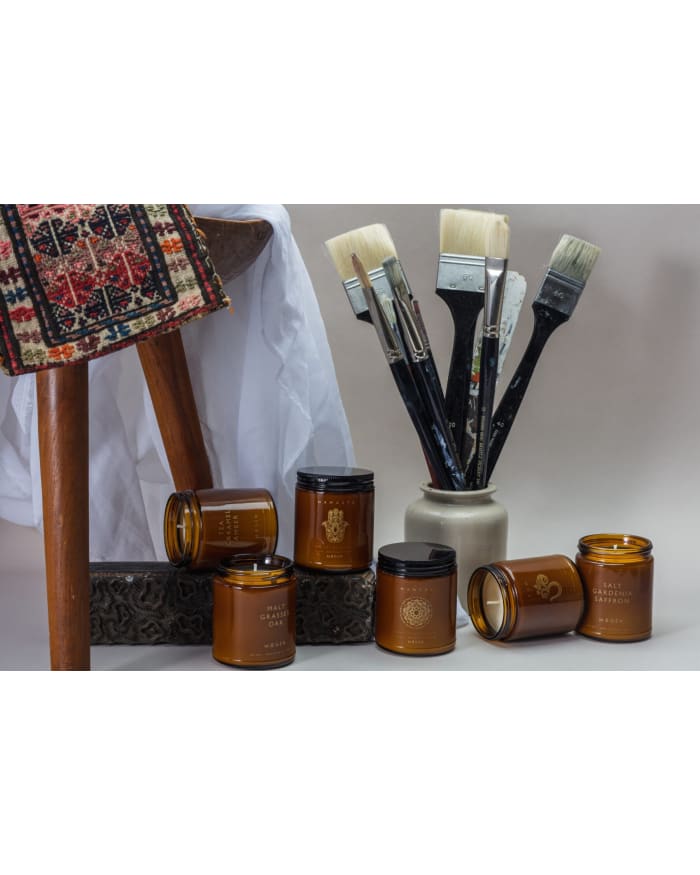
344,269,394,320
437,254,486,294
536,268,585,318
394,295,428,363
383,257,432,353
483,257,508,337
362,284,404,365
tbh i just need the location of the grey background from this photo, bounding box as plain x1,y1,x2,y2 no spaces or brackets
2,204,699,669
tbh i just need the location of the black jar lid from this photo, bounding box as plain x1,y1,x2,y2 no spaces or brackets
378,542,456,578
296,466,374,493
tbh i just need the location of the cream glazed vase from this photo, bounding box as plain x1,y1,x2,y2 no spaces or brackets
404,484,508,617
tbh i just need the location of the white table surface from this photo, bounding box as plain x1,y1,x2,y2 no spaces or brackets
1,519,696,671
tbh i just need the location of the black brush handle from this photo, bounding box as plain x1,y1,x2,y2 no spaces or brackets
486,304,569,481
421,350,465,482
471,334,500,490
389,359,456,491
411,358,466,491
436,290,484,468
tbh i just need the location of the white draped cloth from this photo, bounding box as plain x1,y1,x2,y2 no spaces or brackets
0,204,355,560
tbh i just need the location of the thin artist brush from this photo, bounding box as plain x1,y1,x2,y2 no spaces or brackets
351,253,462,491
468,217,511,490
325,225,445,406
383,256,465,490
483,234,601,483
436,209,509,468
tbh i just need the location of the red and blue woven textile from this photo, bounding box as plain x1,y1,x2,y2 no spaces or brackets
0,204,227,376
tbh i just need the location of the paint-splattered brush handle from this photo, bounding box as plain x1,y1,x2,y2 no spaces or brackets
436,291,484,468
470,334,500,490
486,305,567,481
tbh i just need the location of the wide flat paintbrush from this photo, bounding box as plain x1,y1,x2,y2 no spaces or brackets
325,224,446,405
325,224,398,324
468,217,511,490
436,209,509,467
351,254,461,491
485,234,601,483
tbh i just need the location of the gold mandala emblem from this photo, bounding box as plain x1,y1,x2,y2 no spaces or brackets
400,597,432,628
321,508,350,544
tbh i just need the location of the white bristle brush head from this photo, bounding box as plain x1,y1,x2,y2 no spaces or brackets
440,209,510,258
325,224,398,282
485,215,511,260
549,235,601,285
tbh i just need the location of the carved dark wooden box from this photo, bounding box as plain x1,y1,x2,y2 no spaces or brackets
90,563,375,646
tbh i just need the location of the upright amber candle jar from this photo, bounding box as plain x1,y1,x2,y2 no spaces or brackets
294,467,374,572
468,555,584,642
576,534,654,642
212,555,296,668
375,542,457,656
164,488,278,570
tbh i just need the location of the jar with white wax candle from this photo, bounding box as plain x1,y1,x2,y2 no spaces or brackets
467,555,584,642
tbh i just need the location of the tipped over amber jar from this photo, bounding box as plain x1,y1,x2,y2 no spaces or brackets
468,555,584,642
375,542,457,656
164,488,278,571
212,555,296,669
576,534,653,642
294,467,374,572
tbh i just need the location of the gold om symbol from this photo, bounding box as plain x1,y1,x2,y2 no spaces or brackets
321,508,350,544
534,574,562,602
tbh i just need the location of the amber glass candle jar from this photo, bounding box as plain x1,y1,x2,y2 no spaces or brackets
375,542,457,656
576,534,654,642
164,488,278,571
212,555,296,669
467,555,584,642
294,467,374,572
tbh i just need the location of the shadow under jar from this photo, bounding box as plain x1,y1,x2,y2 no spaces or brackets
375,542,457,656
164,488,278,571
576,534,654,642
212,555,296,669
294,467,374,572
467,555,584,642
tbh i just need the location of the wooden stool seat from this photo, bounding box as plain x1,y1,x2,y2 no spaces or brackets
37,216,273,670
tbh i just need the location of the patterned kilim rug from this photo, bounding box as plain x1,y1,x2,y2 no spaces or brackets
0,204,227,376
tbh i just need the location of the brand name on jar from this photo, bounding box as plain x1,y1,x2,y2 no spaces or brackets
264,639,289,650
398,585,434,595
315,498,358,506
259,605,289,628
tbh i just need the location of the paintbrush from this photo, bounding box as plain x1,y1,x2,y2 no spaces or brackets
464,271,527,467
436,209,510,467
325,224,397,323
350,253,463,491
325,222,460,469
325,224,446,400
383,256,466,490
482,234,601,483
469,217,511,490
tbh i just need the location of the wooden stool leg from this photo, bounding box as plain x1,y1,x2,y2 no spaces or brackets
137,329,214,491
36,363,90,671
